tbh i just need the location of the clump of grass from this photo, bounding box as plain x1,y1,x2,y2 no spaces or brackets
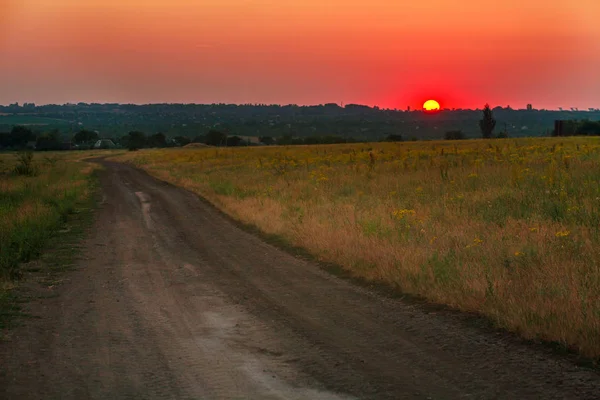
114,137,600,358
13,151,38,177
0,153,96,280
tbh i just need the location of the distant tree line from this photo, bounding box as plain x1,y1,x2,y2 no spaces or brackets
0,126,104,151
552,120,600,136
2,102,599,141
444,105,512,140
120,129,415,150
3,107,600,152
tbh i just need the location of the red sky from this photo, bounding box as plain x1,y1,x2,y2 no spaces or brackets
1,0,599,109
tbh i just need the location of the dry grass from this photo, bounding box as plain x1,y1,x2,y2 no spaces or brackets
0,151,113,280
114,138,600,358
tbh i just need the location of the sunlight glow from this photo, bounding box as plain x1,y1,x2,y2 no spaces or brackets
423,100,441,111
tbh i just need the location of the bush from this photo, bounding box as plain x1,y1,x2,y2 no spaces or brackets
259,136,275,145
226,136,244,147
445,130,466,140
205,130,227,146
127,131,146,151
147,133,167,148
13,151,38,176
384,134,403,142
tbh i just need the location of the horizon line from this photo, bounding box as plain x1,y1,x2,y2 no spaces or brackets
2,102,599,112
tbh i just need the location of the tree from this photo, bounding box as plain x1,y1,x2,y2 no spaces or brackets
444,130,465,140
9,126,35,148
226,136,243,147
72,129,98,144
118,135,130,148
147,132,167,148
259,136,274,145
0,132,10,148
576,121,600,136
127,131,146,151
479,104,496,139
384,134,403,142
205,130,227,146
36,130,61,151
277,135,295,145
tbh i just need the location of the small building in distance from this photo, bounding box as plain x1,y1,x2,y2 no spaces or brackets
93,139,116,149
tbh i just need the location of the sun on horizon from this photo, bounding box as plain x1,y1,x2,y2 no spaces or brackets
423,100,441,112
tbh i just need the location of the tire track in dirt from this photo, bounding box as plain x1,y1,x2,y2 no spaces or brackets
1,159,599,399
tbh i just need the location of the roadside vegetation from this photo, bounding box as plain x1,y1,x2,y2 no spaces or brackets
115,137,600,358
0,151,102,326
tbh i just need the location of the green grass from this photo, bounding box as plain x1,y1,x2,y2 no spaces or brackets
0,152,99,331
113,137,600,358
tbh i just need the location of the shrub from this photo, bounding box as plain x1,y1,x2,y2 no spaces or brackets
13,151,38,176
127,131,146,151
445,130,466,140
384,134,403,142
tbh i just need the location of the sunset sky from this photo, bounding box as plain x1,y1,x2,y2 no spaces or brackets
1,0,599,109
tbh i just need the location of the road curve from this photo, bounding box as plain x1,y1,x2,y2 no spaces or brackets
1,160,599,399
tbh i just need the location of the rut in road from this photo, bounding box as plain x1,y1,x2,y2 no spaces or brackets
1,160,599,400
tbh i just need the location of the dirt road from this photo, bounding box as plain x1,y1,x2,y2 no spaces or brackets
1,160,599,399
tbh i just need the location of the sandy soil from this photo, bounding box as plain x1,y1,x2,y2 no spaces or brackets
1,160,599,399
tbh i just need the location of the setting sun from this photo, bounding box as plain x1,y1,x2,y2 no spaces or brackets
423,100,440,111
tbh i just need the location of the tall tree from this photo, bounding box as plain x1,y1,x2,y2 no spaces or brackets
479,104,496,139
127,131,146,151
36,129,61,151
226,136,243,147
9,126,35,148
147,132,167,148
72,129,98,144
205,130,227,146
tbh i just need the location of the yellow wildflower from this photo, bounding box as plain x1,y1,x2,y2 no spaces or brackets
466,237,483,249
392,209,416,220
555,230,570,238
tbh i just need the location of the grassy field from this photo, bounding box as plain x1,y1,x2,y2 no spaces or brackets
114,138,600,358
0,151,106,322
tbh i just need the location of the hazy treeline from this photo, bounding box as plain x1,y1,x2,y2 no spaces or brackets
2,102,600,141
0,125,439,152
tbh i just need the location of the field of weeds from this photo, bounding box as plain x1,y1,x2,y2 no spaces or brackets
115,138,600,358
0,152,103,282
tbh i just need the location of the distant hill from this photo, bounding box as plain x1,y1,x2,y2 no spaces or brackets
0,114,71,127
